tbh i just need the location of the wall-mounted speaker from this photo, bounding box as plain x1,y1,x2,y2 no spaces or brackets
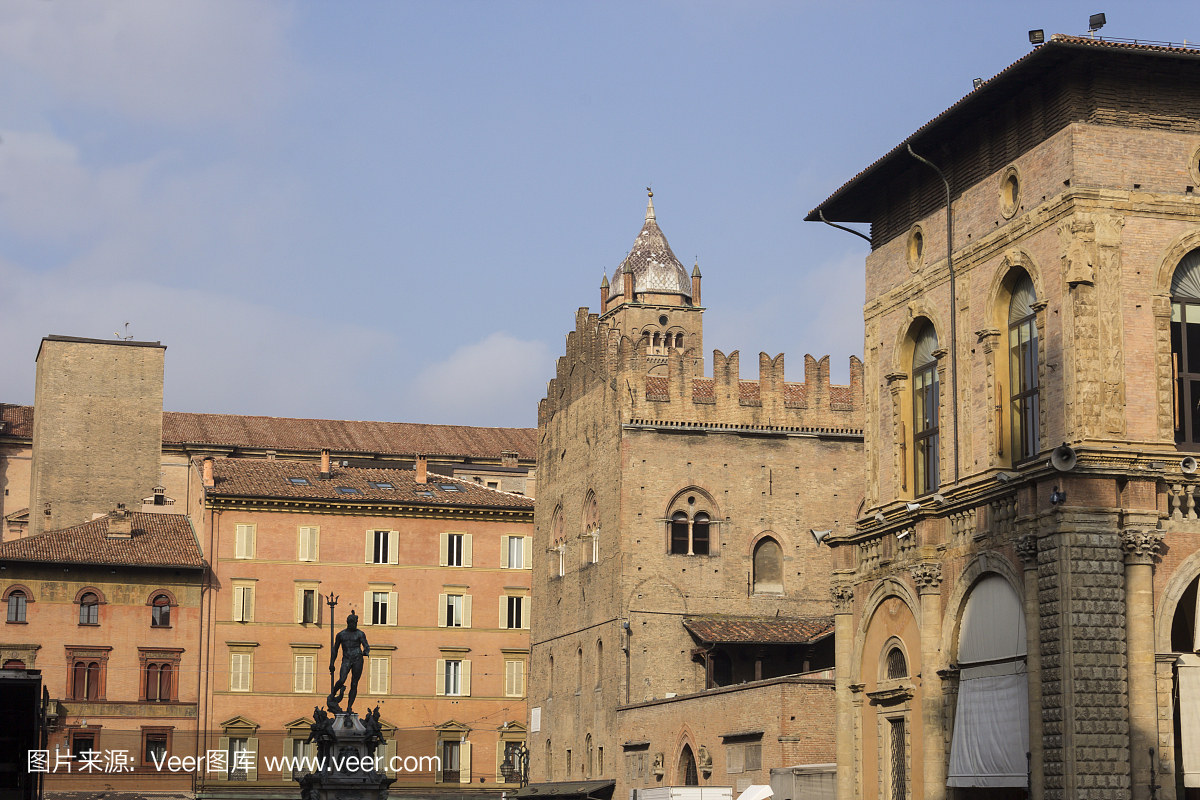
1183,456,1198,474
1050,443,1078,472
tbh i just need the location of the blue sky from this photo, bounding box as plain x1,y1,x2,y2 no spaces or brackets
0,1,1190,427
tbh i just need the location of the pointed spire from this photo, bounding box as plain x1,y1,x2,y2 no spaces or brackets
645,187,655,222
692,260,701,278
600,273,609,289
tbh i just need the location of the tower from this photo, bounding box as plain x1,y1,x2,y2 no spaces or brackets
530,194,864,796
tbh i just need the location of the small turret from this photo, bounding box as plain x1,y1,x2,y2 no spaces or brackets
692,262,702,307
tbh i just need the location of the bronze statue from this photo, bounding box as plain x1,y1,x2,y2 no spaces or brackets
328,611,370,714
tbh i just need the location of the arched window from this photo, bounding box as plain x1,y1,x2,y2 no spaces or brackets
912,321,940,496
1009,272,1040,462
7,590,27,623
576,647,583,693
3,659,25,669
548,654,554,695
585,734,593,779
79,592,99,625
545,739,553,781
752,537,783,594
675,333,683,349
948,574,1028,788
595,640,603,689
1172,247,1200,449
551,508,566,577
668,494,716,556
582,492,600,565
678,744,698,786
885,647,907,679
146,662,172,702
152,594,171,627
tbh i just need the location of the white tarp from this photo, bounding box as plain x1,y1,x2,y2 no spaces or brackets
948,574,1029,788
1179,654,1200,787
947,662,1029,787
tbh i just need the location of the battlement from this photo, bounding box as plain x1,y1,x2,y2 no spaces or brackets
539,308,863,433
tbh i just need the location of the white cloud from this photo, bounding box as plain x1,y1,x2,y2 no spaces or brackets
411,333,554,427
0,0,295,127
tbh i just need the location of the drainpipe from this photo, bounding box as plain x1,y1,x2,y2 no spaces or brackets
906,144,960,485
817,210,872,244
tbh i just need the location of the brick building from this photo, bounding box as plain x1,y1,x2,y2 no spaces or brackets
1,335,539,799
526,194,864,799
195,455,534,798
807,36,1200,800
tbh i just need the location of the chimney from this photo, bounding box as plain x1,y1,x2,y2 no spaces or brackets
691,262,702,307
107,504,133,538
501,450,519,469
416,454,428,484
202,457,215,488
623,266,634,302
320,449,331,480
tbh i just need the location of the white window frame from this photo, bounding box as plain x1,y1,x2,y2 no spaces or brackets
234,524,256,560
298,526,320,562
500,595,529,630
445,659,462,695
366,530,399,565
502,536,533,569
232,583,255,623
363,585,398,626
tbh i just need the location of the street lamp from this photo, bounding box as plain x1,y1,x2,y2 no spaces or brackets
500,743,529,787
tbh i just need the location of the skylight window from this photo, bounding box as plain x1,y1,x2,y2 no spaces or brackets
369,482,394,490
289,478,311,486
415,490,434,499
438,484,464,492
336,487,361,495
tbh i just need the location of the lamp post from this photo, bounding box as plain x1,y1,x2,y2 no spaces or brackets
500,743,529,787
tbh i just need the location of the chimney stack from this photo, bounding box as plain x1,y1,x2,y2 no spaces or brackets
107,504,133,538
623,266,634,302
599,274,609,315
202,457,215,488
320,449,331,480
416,455,428,484
692,262,702,307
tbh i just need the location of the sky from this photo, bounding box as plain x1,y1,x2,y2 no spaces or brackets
0,1,1191,428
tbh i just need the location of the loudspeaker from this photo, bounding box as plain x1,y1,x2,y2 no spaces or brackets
1183,456,1198,474
1050,443,1078,472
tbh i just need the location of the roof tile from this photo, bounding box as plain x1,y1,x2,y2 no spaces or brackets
0,512,203,568
683,614,834,645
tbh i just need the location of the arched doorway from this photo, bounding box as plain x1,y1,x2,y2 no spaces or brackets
677,744,698,786
1169,573,1200,796
947,574,1028,796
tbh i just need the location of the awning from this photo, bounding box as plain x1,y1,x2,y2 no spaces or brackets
513,780,616,799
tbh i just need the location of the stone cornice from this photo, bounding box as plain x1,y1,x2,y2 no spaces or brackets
206,496,533,522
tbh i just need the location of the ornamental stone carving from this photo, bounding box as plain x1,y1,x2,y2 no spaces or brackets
909,563,943,594
831,584,854,613
1015,534,1039,567
1120,530,1164,565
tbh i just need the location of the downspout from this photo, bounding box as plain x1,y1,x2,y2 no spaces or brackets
906,143,960,484
818,210,872,244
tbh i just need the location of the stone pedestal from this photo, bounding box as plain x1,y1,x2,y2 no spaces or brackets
300,711,394,800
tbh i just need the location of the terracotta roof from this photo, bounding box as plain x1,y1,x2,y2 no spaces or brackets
692,378,714,401
0,512,204,569
738,381,760,403
0,404,535,459
784,383,806,405
684,615,834,645
806,35,1200,224
830,385,854,405
209,458,534,509
0,404,32,438
644,376,669,401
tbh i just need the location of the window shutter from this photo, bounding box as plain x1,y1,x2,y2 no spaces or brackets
462,595,472,628
311,527,319,562
246,737,258,781
387,592,398,626
365,531,374,564
459,741,471,783
295,655,314,693
434,743,443,783
233,587,245,622
522,597,530,630
388,530,399,564
501,536,511,569
247,587,255,622
500,596,508,629
461,660,471,697
385,738,397,778
299,527,318,562
235,525,247,559
369,658,380,694
505,661,516,696
438,594,447,628
435,659,446,695
439,533,448,567
218,737,229,780
294,588,303,624
298,527,309,562
362,591,372,625
231,653,249,692
523,537,533,569
463,534,473,567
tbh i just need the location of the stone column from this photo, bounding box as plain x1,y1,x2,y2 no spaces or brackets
1122,525,1164,800
832,584,855,800
911,563,945,800
1016,533,1044,800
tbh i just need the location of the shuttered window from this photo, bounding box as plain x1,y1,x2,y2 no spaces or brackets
294,655,315,693
234,525,255,559
505,660,525,697
298,526,319,562
230,652,252,692
369,657,390,695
